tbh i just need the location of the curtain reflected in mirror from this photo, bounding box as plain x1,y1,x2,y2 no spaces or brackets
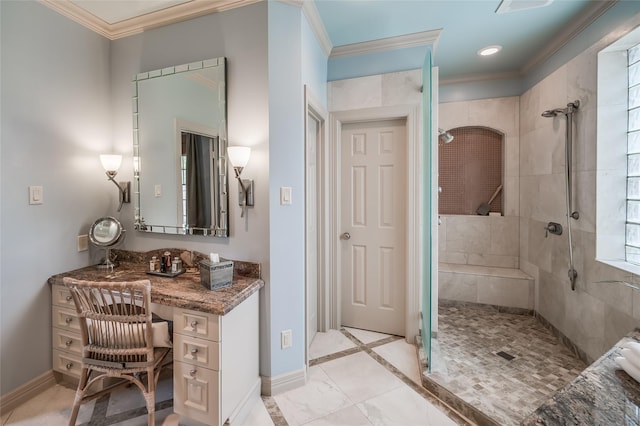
182,132,215,231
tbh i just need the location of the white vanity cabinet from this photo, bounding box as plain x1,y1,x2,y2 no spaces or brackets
51,284,83,378
173,291,260,426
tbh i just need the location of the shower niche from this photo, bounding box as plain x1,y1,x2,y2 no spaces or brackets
438,126,504,216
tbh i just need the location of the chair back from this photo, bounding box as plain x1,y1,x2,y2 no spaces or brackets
63,278,155,371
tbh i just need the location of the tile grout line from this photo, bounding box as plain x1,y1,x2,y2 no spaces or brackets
339,328,476,426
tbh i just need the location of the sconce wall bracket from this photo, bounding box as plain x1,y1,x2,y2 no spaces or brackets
238,179,254,207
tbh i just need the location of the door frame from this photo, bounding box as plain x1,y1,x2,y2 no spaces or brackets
304,86,328,364
327,105,421,342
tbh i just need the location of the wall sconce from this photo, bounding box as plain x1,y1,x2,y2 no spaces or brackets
99,154,130,212
227,146,254,217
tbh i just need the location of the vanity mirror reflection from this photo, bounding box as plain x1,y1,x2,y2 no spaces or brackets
133,58,228,237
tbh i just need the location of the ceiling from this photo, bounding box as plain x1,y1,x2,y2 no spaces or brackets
41,0,616,83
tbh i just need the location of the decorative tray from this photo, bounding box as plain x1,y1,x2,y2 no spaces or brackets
146,269,185,278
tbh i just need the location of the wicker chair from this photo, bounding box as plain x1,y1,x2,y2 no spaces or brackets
63,278,172,426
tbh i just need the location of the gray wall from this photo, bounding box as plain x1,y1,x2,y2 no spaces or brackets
1,1,112,394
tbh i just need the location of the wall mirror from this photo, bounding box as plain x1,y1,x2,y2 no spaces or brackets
133,57,228,237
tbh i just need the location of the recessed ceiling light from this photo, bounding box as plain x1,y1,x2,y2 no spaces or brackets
478,45,502,57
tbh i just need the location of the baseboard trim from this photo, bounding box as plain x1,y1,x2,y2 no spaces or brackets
0,370,57,414
260,368,307,396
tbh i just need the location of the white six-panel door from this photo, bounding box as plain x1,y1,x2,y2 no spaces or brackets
340,119,407,336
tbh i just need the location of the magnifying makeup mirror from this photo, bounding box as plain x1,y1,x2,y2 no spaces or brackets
89,216,125,270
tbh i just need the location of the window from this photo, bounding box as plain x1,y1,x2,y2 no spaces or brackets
627,43,640,265
596,26,640,275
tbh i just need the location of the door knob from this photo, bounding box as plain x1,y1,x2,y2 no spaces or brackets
340,232,351,240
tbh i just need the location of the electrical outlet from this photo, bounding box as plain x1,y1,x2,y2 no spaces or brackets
28,185,43,205
77,234,89,252
281,329,292,349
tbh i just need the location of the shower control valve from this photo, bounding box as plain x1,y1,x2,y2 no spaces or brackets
544,222,563,238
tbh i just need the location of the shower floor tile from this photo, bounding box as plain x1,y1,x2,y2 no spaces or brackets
424,302,586,426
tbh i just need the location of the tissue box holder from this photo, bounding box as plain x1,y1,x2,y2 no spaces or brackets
199,259,234,290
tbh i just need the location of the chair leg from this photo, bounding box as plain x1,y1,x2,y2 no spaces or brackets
146,367,156,426
69,368,89,426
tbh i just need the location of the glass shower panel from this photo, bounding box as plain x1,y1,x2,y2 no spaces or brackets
421,49,433,371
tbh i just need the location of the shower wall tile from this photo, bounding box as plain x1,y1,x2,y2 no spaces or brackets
476,276,533,309
538,66,568,117
537,270,567,331
575,103,598,173
381,70,421,106
467,253,518,269
520,216,530,262
537,173,566,223
529,218,553,273
438,102,469,131
438,271,477,302
505,135,520,178
519,175,539,219
520,127,555,176
519,87,539,134
504,176,519,216
490,216,519,255
603,305,638,351
445,216,491,253
566,43,598,111
573,171,596,233
328,75,382,111
563,287,606,362
439,251,468,265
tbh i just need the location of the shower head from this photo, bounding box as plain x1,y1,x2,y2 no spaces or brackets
542,101,580,118
439,128,454,144
541,108,566,117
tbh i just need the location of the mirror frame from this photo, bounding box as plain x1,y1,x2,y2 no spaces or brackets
89,216,125,247
132,57,228,237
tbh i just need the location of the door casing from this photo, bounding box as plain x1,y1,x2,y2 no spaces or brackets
326,105,422,342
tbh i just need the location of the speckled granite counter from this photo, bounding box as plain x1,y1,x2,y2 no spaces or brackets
522,330,640,425
48,249,264,316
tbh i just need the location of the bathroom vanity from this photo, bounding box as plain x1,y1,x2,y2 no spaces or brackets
48,250,263,426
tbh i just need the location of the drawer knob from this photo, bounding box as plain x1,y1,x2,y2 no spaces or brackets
190,320,198,329
65,339,73,347
190,348,198,355
65,362,73,370
65,317,73,324
65,295,73,302
189,369,197,377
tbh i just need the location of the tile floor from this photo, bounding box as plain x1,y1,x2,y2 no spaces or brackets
422,302,587,426
1,327,467,426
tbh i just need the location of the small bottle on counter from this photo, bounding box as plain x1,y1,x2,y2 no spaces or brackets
172,257,180,273
150,256,157,272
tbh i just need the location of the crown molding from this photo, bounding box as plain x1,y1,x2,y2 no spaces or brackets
301,0,333,57
39,0,261,40
330,29,441,59
520,0,617,74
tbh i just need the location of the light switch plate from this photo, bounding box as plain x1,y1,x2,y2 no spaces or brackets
280,187,292,205
28,186,43,205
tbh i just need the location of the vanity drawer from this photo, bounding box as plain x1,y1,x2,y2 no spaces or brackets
174,333,220,370
51,284,75,308
174,309,220,341
52,328,82,355
174,361,220,425
52,349,82,378
52,306,81,332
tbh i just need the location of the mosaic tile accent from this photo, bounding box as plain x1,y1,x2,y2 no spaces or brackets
421,303,586,426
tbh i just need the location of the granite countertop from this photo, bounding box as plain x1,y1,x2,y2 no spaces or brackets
521,330,640,425
48,249,264,316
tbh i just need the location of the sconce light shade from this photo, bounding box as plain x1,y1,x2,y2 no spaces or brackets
227,146,251,169
100,154,122,175
99,154,129,212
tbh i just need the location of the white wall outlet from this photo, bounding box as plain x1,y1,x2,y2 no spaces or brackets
28,185,43,205
154,184,162,197
77,234,89,252
280,187,292,205
281,329,292,349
